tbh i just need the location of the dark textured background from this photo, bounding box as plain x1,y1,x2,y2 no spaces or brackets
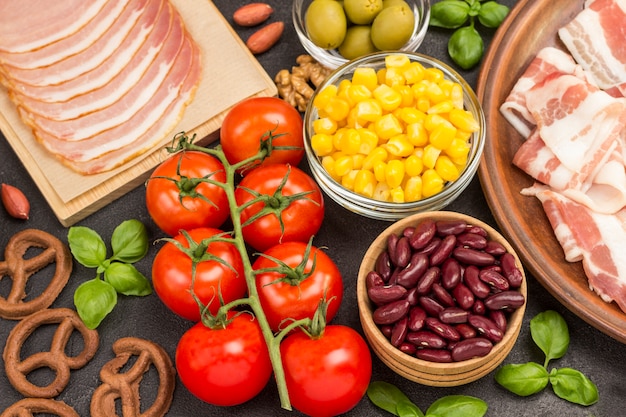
1,1,625,416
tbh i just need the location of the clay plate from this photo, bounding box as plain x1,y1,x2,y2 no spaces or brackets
476,0,626,343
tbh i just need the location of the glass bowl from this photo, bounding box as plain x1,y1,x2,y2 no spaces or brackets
303,51,486,221
293,0,431,69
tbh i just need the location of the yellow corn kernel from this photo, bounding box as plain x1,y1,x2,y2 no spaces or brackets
342,128,362,154
403,61,425,84
426,81,447,103
337,79,352,97
455,129,472,141
394,84,415,107
444,137,471,160
385,67,406,88
424,113,455,132
390,186,405,203
449,108,480,132
334,155,354,177
377,68,387,85
341,170,358,190
427,100,454,115
385,159,405,189
324,96,351,121
450,83,464,109
422,169,444,198
424,67,444,83
346,83,373,104
313,84,337,109
357,128,379,154
311,133,334,156
352,154,365,170
332,128,347,151
321,155,340,182
354,169,376,198
374,113,403,140
352,67,379,91
423,144,441,169
404,176,423,202
406,122,428,147
373,160,387,183
385,134,414,157
429,123,457,150
312,117,338,135
373,182,391,201
398,107,426,125
385,53,411,69
450,153,469,167
416,96,430,113
363,146,388,170
373,84,402,112
435,155,461,182
404,154,424,177
354,99,383,123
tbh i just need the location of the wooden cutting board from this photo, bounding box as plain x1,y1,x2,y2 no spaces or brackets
0,0,277,227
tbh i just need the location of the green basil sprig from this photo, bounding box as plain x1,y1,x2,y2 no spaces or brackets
367,381,487,417
495,310,599,406
68,219,151,329
429,0,509,70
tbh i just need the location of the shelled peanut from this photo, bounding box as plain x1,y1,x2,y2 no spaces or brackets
365,218,525,363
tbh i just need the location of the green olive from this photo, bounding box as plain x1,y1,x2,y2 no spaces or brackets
305,0,347,49
343,0,383,25
338,25,379,59
370,4,415,50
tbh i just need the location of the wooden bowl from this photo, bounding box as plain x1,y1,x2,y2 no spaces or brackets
357,211,527,386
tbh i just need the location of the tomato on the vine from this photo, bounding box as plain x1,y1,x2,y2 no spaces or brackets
176,311,273,406
253,241,342,333
280,325,372,417
220,97,304,170
151,227,246,322
235,164,324,252
146,151,229,236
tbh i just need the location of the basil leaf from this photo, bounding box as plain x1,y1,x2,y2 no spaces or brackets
549,368,599,406
477,1,509,28
104,262,152,296
74,278,117,329
68,226,107,269
426,395,487,417
530,310,570,364
495,363,549,396
397,400,423,417
429,0,470,29
110,219,149,263
367,381,424,416
447,25,484,70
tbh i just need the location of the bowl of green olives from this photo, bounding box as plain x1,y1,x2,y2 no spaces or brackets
293,0,430,69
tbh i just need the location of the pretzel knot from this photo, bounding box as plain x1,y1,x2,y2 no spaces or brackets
0,398,79,417
90,337,176,417
3,308,99,398
0,229,72,320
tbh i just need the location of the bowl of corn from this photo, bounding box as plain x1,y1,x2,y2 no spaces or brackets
303,51,486,221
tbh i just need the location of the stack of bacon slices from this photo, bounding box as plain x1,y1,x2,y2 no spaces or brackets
500,0,626,313
0,0,202,175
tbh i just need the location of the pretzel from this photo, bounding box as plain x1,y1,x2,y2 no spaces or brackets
0,398,79,417
0,228,72,320
3,307,99,398
90,337,176,417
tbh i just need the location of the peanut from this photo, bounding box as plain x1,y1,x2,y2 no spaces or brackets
1,183,30,220
233,3,274,27
246,21,284,55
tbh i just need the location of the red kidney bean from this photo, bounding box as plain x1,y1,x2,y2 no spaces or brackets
452,283,475,310
375,251,392,282
426,317,461,342
416,266,440,295
435,219,467,236
405,287,419,306
419,296,444,316
465,224,488,237
484,240,507,256
484,291,526,310
489,310,507,331
408,306,427,331
386,234,399,266
501,252,523,288
463,265,491,299
409,219,436,249
380,325,393,338
416,348,453,363
451,337,493,362
396,253,429,289
373,299,410,325
432,283,455,307
453,247,496,266
472,299,486,315
482,264,502,274
392,236,412,268
391,316,409,347
402,226,414,239
478,269,510,291
456,232,487,249
366,270,385,290
406,330,447,348
455,323,477,339
439,307,469,324
417,236,441,256
441,258,461,290
368,285,408,306
468,314,503,343
398,342,417,356
429,234,457,266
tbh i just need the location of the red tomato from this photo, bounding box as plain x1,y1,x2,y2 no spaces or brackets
146,151,229,236
176,312,272,406
220,97,304,170
280,325,372,417
253,241,343,333
152,227,246,321
235,164,324,252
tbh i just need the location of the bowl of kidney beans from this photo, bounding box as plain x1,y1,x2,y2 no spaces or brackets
357,211,526,386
